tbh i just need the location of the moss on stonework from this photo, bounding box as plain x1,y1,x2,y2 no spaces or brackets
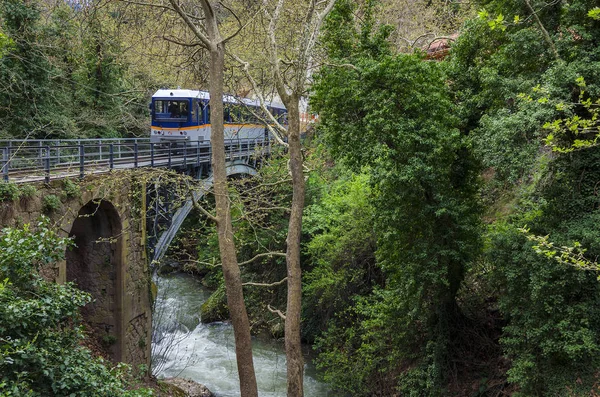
200,284,229,323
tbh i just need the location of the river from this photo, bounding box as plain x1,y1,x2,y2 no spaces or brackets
152,272,334,396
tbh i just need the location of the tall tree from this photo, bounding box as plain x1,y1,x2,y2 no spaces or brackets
311,0,482,393
448,0,600,393
231,1,336,394
165,1,258,395
0,0,59,137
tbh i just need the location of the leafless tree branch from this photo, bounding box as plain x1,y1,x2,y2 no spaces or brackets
243,277,287,287
168,0,212,49
267,304,286,320
239,252,287,266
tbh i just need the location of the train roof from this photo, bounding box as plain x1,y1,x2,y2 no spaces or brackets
152,89,286,110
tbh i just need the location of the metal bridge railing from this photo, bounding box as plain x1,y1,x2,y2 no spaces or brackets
0,137,271,183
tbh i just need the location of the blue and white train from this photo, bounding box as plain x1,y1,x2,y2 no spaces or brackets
150,89,287,144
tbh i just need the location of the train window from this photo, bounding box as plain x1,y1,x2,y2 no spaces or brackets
191,100,197,123
249,106,260,123
154,100,189,121
239,106,254,123
229,106,242,123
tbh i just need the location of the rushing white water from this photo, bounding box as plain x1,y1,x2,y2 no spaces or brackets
152,273,333,396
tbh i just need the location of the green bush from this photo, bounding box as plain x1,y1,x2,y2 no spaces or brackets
0,182,20,201
311,2,481,393
0,218,153,396
19,184,36,199
62,178,80,198
42,194,61,213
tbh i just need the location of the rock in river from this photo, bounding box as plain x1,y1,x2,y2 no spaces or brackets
161,377,214,397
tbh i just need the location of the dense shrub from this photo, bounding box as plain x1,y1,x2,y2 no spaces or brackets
0,182,20,202
42,194,61,213
0,218,153,396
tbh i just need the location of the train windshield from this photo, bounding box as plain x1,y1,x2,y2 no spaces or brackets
154,100,189,121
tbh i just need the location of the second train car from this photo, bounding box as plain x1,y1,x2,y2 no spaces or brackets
149,89,287,144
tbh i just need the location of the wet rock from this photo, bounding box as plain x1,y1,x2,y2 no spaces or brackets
200,284,229,323
157,261,181,275
161,377,214,397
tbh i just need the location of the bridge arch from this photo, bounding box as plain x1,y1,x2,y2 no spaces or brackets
66,199,124,362
152,161,258,262
225,160,258,178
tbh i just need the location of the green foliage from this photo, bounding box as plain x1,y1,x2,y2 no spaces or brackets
0,0,68,137
449,0,600,186
539,77,600,153
310,0,482,393
0,28,13,59
0,219,153,396
0,0,153,139
302,169,380,343
42,194,61,213
0,218,69,287
487,216,600,396
18,184,36,199
520,227,600,276
0,182,20,202
62,178,80,199
447,1,600,393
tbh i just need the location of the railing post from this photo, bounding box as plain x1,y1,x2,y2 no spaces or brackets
168,142,172,169
109,144,114,170
99,142,103,161
2,147,8,182
134,142,138,168
151,143,155,167
196,140,200,167
44,146,50,184
38,141,43,168
183,141,187,166
79,144,85,179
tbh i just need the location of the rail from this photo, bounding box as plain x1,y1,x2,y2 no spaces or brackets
0,137,272,183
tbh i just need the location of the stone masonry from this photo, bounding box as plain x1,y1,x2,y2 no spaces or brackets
0,171,152,368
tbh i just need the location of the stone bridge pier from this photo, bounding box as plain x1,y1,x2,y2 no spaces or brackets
0,173,152,368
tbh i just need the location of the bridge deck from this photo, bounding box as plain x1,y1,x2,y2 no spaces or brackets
0,138,270,183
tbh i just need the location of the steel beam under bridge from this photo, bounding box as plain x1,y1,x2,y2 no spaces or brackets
151,160,258,264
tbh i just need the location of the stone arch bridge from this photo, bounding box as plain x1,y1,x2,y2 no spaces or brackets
0,138,268,367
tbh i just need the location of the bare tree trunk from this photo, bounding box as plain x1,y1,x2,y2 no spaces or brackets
202,3,258,396
282,97,305,397
229,3,337,395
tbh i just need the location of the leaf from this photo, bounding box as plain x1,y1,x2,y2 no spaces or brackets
588,7,600,20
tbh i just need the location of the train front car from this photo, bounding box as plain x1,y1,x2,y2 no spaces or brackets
150,89,209,144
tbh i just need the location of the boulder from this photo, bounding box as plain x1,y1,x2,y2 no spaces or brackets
161,377,214,397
